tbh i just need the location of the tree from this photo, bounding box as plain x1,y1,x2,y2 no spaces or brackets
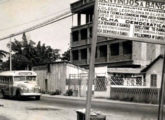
61,49,70,61
34,41,60,65
0,50,8,60
0,50,8,70
2,33,60,70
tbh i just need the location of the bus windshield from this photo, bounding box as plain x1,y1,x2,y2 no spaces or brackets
14,76,26,81
14,76,36,81
26,76,36,81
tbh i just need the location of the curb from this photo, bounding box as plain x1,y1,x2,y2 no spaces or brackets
41,94,163,114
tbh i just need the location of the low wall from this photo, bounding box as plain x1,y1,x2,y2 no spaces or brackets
110,87,160,104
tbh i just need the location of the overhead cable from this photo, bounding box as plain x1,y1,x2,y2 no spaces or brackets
0,10,73,41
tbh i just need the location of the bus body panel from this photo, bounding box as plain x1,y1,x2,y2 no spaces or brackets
0,71,41,99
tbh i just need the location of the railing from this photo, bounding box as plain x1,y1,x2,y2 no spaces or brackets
71,0,95,11
109,54,132,63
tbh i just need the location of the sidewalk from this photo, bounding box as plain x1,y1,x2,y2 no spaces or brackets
41,94,160,114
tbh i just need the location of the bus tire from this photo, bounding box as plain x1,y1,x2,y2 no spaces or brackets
35,96,40,100
16,90,21,100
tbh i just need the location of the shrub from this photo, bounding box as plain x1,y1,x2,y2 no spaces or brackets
50,89,61,95
65,89,73,96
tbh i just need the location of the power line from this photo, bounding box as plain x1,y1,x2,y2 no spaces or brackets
0,10,73,41
0,7,70,32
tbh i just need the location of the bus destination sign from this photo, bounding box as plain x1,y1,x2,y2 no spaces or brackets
97,0,165,41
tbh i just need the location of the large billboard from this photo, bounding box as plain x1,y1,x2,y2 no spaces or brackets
97,0,165,41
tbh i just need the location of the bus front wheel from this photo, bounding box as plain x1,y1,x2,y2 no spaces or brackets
35,96,40,100
16,90,21,99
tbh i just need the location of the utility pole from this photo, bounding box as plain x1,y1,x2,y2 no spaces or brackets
158,48,165,120
9,36,12,71
85,0,98,120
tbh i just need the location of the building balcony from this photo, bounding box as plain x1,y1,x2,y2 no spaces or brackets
72,22,93,32
109,54,132,63
72,59,88,66
71,0,94,13
72,40,88,48
95,57,107,64
71,23,93,47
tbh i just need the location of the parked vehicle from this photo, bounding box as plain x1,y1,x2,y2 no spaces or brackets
0,71,41,100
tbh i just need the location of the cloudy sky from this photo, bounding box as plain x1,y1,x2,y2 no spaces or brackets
0,0,77,54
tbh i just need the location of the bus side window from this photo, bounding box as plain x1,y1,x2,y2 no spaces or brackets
4,77,6,84
2,77,4,83
9,77,12,84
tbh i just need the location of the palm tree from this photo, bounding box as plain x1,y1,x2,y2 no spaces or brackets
0,50,8,59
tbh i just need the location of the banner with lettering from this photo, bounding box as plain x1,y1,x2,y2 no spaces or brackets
97,0,165,41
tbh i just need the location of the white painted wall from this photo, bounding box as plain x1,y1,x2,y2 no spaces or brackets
145,58,163,88
66,64,88,79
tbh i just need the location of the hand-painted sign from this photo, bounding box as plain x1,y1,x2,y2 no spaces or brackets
97,0,165,41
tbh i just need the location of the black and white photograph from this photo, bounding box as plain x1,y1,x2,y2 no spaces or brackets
0,0,165,120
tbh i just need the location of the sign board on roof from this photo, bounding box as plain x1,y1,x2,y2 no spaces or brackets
97,0,165,42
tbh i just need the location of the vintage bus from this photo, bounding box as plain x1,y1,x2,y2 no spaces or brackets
0,71,41,100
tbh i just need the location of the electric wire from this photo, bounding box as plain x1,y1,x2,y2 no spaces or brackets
0,10,73,41
0,7,70,32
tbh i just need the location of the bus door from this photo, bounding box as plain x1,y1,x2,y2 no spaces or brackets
8,77,13,96
4,77,12,96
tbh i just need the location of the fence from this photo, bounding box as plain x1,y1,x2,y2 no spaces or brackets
109,75,160,103
66,73,161,104
66,73,109,97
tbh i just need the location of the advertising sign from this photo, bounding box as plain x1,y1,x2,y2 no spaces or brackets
97,0,165,41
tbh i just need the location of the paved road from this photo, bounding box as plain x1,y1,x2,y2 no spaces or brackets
0,95,162,120
0,97,77,120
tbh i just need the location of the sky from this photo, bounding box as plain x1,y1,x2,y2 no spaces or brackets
0,0,78,54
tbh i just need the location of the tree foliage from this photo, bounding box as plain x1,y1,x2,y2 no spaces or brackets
0,50,8,60
2,33,60,70
61,49,70,61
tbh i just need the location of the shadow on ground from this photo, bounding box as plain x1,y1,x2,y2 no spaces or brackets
0,115,11,120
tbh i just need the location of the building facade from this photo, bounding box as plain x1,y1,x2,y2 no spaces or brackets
70,0,165,101
70,0,163,68
32,61,87,94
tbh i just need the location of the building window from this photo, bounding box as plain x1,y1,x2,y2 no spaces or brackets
111,74,124,85
99,45,107,57
81,29,87,40
123,41,132,54
110,43,119,56
151,74,157,87
136,77,142,86
95,76,107,91
72,31,79,42
80,49,87,59
72,50,79,60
